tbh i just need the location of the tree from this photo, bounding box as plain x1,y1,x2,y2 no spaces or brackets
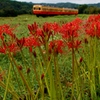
78,4,88,14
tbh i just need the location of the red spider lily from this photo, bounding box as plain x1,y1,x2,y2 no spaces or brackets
0,46,6,53
35,28,46,44
43,22,52,33
42,22,54,42
85,21,100,38
28,22,38,35
84,14,100,38
24,36,40,47
86,14,100,24
0,42,20,54
43,22,60,34
60,18,82,39
59,18,82,50
0,24,15,40
36,28,44,37
28,22,59,45
28,25,45,44
16,37,25,49
0,24,19,54
8,43,20,53
67,40,81,49
50,22,60,33
49,40,64,54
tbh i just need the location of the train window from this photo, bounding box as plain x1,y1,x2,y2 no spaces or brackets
39,8,41,10
33,7,41,10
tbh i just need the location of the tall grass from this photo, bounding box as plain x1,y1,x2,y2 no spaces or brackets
1,14,100,100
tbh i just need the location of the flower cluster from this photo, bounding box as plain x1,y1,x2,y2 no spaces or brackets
1,15,100,55
85,14,100,38
0,14,100,100
0,24,19,54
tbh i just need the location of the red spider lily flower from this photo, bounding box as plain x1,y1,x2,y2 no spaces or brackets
86,14,100,24
8,43,20,53
16,37,25,49
60,18,82,40
67,40,81,49
0,46,6,54
42,22,61,39
42,23,54,41
28,22,38,35
24,36,40,47
0,24,15,40
43,22,52,33
28,22,60,45
50,22,60,33
49,40,64,54
0,42,20,54
35,28,46,44
85,21,100,38
36,28,44,37
84,14,100,38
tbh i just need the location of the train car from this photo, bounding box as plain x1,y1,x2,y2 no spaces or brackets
33,5,78,17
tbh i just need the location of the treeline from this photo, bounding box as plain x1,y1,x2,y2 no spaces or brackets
0,0,33,17
78,4,100,14
0,0,100,17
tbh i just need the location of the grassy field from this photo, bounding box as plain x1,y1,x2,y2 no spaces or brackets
1,14,100,100
0,14,89,37
0,14,89,71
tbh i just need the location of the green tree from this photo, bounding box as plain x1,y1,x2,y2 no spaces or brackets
78,4,88,14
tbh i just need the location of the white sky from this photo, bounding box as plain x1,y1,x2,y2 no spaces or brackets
16,0,100,4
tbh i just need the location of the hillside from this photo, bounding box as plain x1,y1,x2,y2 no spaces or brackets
0,0,100,17
0,0,33,16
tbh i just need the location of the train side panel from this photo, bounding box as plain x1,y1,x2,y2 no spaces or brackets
33,5,78,16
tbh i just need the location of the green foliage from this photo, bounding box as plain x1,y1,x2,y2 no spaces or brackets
78,4,88,14
0,0,33,17
0,0,100,17
84,6,100,14
78,4,100,14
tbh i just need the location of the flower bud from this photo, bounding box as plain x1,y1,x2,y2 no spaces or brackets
41,73,44,80
27,68,31,74
79,57,83,63
18,66,23,70
84,38,88,44
33,51,37,58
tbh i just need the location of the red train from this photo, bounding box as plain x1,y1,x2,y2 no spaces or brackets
33,5,78,17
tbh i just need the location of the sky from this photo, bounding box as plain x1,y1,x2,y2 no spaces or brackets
16,0,100,4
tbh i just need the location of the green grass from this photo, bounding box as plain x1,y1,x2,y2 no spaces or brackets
0,14,92,100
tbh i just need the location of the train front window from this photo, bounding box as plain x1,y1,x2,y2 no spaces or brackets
34,7,41,10
39,7,41,10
